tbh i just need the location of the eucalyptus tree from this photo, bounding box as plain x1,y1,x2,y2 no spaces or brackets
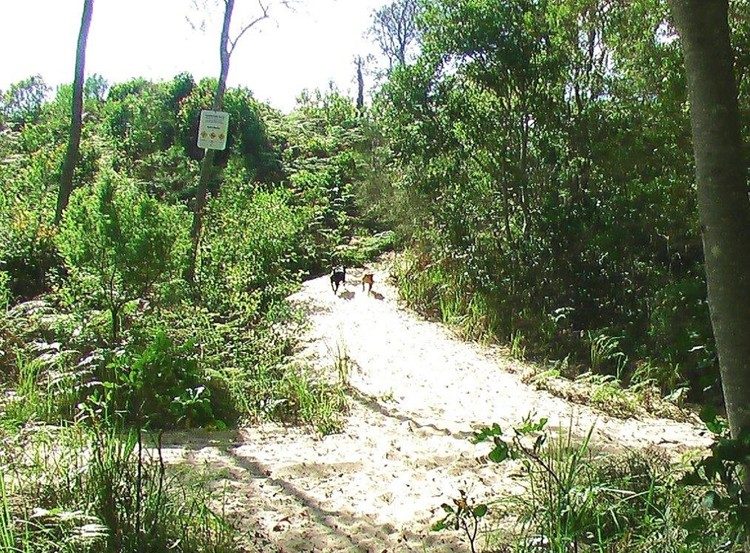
186,0,298,284
369,0,420,70
55,0,94,224
668,0,750,444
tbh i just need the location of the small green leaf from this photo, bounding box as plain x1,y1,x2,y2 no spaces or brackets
700,405,717,424
702,490,721,510
473,504,488,518
472,423,503,444
700,406,726,435
489,441,509,463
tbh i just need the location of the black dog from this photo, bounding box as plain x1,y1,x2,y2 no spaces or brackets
330,266,346,293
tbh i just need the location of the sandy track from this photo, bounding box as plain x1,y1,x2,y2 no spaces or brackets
163,257,711,552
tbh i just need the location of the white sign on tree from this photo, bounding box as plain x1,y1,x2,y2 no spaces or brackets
197,110,230,150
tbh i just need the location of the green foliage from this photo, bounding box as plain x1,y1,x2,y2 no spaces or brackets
679,410,750,546
1,355,59,426
104,330,214,428
101,74,198,191
335,230,396,267
576,372,640,417
56,169,189,339
270,367,348,435
0,71,359,553
0,75,50,126
373,0,746,399
468,418,736,552
0,130,61,300
586,331,628,377
282,88,368,266
0,290,345,434
0,271,9,311
198,184,313,316
392,250,503,342
432,489,487,553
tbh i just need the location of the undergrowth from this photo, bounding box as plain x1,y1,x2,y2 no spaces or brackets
393,250,693,421
0,420,239,553
0,294,347,436
435,418,738,552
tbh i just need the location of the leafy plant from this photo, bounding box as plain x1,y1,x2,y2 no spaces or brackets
198,184,313,317
587,331,628,377
56,169,189,340
469,416,737,552
680,409,750,545
104,329,215,428
432,489,488,553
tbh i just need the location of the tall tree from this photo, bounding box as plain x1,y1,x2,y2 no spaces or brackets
668,0,750,440
355,55,366,111
55,0,94,224
369,0,419,70
186,0,271,283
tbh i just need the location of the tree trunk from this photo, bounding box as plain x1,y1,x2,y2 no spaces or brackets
669,0,750,441
518,101,531,236
55,0,94,225
356,56,365,112
186,0,234,284
110,304,120,343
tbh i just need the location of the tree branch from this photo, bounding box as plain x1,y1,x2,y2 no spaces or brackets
228,0,270,56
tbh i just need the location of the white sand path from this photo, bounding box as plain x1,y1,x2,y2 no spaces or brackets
163,257,711,552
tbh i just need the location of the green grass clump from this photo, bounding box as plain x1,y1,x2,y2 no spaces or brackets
392,251,502,344
0,421,240,553
271,368,348,435
464,420,735,552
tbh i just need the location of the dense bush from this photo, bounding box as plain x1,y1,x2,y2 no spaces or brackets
105,329,215,428
56,169,190,340
0,127,61,301
0,75,361,437
198,184,314,316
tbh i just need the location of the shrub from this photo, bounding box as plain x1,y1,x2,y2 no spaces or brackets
104,329,215,429
0,149,60,301
464,419,734,552
56,170,190,340
198,184,314,316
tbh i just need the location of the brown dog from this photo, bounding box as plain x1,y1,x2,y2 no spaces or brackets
362,273,374,294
